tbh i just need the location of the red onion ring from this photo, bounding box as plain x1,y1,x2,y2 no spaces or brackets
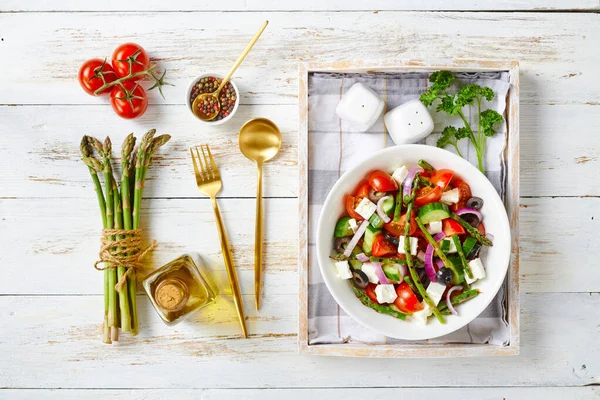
446,285,463,316
356,253,370,263
424,232,446,281
371,262,390,284
376,195,391,224
402,167,424,197
435,259,444,271
343,220,369,258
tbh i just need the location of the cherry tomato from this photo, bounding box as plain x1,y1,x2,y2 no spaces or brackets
451,178,472,211
394,282,424,313
110,81,148,119
372,234,397,257
477,222,486,235
442,219,466,236
365,283,379,303
111,43,150,79
78,58,117,95
414,186,442,207
345,195,364,221
355,182,371,199
368,170,398,192
431,169,455,189
383,213,416,236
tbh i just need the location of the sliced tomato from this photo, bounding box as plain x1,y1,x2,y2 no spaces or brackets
477,222,486,235
450,178,472,211
431,169,455,189
383,213,416,236
372,235,397,257
355,182,371,199
368,170,398,192
345,195,364,221
442,219,466,236
365,283,379,303
414,186,442,207
394,282,424,313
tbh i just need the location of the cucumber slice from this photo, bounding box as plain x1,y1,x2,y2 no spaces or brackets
334,216,354,237
417,202,451,224
369,196,395,229
383,264,401,281
462,237,478,258
441,239,451,254
446,255,465,285
362,225,381,255
369,213,384,229
349,260,363,270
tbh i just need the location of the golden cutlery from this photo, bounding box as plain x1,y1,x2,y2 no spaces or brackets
190,144,248,338
192,20,269,121
238,118,282,310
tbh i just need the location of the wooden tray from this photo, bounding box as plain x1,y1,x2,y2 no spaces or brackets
298,61,520,358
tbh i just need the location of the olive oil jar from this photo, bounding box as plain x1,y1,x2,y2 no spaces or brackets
143,254,218,325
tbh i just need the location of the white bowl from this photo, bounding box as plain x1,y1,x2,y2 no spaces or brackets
316,145,511,340
186,73,240,125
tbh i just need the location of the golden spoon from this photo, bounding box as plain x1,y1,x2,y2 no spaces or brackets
192,20,269,121
238,118,282,310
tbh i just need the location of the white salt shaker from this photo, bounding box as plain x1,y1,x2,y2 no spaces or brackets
336,82,384,132
384,99,434,145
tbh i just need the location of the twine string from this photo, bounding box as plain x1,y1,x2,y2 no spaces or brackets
94,229,156,291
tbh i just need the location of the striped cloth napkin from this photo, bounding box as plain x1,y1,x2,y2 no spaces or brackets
307,71,511,346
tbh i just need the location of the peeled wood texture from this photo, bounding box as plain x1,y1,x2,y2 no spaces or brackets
3,0,599,12
0,12,599,106
1,104,598,198
0,388,598,399
0,293,598,387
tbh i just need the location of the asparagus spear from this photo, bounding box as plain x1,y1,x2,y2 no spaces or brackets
404,177,445,324
393,190,403,222
438,289,480,315
418,159,436,174
415,218,456,272
450,213,493,246
80,137,111,344
352,287,407,320
451,234,473,280
403,275,419,295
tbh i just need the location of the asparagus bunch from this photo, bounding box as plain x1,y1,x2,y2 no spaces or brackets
80,131,170,343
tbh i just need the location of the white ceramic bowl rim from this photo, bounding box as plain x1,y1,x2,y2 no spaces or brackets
186,73,240,125
315,144,511,340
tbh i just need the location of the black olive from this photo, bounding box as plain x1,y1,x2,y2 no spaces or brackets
368,189,387,203
466,242,482,259
461,212,481,227
436,267,453,285
466,196,484,210
383,231,400,247
352,270,369,289
334,237,351,253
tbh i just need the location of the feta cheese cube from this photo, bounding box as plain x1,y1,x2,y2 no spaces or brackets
375,284,398,304
335,82,384,132
426,281,447,306
441,188,460,205
427,220,443,234
412,304,431,324
354,197,377,220
398,236,418,255
348,218,358,233
391,165,409,186
441,238,457,254
361,263,380,284
384,99,435,145
465,258,486,284
334,261,353,280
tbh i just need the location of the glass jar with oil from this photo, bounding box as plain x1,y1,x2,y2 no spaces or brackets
143,253,217,325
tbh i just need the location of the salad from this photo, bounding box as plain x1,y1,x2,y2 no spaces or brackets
330,159,493,324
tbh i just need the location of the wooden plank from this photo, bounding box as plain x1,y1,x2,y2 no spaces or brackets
0,387,598,399
0,12,598,106
0,293,598,387
1,103,599,199
2,0,599,12
0,196,597,295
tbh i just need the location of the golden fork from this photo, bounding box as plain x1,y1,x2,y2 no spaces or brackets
190,144,248,338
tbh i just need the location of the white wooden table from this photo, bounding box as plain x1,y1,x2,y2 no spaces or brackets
1,1,599,398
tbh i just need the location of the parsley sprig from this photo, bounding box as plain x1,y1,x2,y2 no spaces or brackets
420,71,504,173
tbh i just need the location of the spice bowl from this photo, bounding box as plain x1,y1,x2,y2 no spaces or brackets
186,73,240,125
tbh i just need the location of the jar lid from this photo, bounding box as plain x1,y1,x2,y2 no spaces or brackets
155,278,189,312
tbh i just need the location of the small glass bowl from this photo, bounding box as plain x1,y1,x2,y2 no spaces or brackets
186,73,240,125
143,253,218,325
